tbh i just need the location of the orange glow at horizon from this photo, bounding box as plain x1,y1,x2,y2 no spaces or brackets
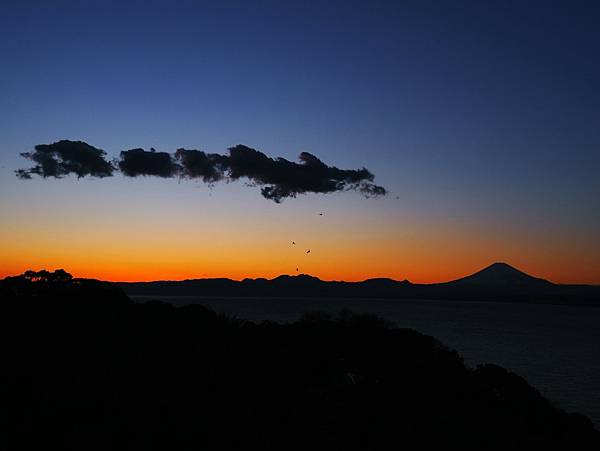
1,179,598,285
2,214,598,285
1,256,598,285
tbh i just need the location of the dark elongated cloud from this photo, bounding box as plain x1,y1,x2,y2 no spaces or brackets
174,148,229,183
227,145,385,202
118,148,179,177
17,140,386,202
16,140,114,179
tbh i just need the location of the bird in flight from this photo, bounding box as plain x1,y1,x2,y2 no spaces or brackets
296,267,299,272
318,212,324,216
306,250,311,254
292,241,295,245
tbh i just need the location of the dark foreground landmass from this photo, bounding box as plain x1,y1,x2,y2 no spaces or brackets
119,263,600,306
1,271,599,450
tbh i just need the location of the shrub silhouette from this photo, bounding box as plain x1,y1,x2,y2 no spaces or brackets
21,268,73,283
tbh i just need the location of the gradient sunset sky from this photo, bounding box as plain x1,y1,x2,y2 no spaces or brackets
1,1,599,284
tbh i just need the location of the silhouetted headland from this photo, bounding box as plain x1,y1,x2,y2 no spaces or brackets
1,270,598,449
118,262,600,306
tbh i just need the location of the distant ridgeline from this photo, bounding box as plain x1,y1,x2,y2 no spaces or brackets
0,270,599,449
119,263,600,305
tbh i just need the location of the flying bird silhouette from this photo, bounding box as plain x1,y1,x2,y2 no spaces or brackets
292,241,295,245
306,250,311,254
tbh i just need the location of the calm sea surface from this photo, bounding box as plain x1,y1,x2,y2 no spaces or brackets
132,295,600,427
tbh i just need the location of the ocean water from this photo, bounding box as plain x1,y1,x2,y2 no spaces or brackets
132,295,600,427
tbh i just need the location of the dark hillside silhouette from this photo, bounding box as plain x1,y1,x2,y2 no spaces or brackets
118,263,600,305
1,271,598,450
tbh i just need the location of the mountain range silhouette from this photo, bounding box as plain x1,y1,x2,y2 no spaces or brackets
118,262,599,305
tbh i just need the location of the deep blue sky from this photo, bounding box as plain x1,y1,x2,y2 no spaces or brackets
1,0,599,282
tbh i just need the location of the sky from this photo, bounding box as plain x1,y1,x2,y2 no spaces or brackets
1,0,599,283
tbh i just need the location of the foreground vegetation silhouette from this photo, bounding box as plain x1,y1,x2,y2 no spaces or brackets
1,271,598,450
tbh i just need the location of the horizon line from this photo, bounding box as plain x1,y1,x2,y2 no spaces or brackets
7,262,598,286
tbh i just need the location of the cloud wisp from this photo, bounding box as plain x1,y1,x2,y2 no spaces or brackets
16,140,114,179
119,148,180,178
17,140,387,202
